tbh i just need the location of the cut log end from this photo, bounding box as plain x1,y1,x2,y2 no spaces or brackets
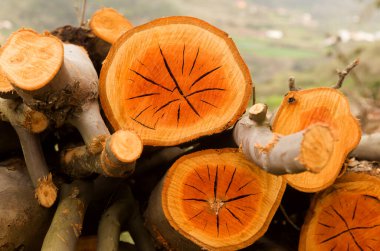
299,123,334,173
100,16,252,146
100,130,143,177
108,130,143,163
150,149,285,250
248,103,267,123
0,29,64,91
90,7,133,44
35,173,58,208
300,173,380,251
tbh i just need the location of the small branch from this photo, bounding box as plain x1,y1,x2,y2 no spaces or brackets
279,204,300,231
234,104,335,174
288,76,300,91
97,184,155,251
61,130,143,177
42,180,93,251
332,59,359,89
80,0,87,27
350,132,380,161
248,103,268,124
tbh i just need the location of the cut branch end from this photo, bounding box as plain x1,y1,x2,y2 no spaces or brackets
288,76,299,91
248,103,268,124
35,173,58,208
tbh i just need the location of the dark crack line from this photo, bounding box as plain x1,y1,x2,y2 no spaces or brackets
185,183,207,196
182,44,185,75
154,99,180,115
189,47,199,75
225,207,243,225
130,68,172,92
216,214,220,237
186,88,225,98
318,222,334,228
134,105,152,120
226,222,230,236
201,99,218,108
189,210,204,220
183,198,208,202
190,66,222,89
176,104,181,127
153,113,165,128
332,206,349,228
352,198,359,220
127,92,160,100
214,165,218,201
224,167,236,196
203,220,208,230
130,117,155,130
207,165,210,181
224,193,256,203
237,179,254,192
194,168,204,183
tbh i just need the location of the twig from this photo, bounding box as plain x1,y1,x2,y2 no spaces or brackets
332,59,360,89
279,204,300,231
80,0,87,27
288,76,299,91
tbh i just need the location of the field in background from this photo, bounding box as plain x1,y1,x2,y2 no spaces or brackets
1,0,380,109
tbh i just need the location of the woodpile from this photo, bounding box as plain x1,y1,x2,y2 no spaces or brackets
0,6,378,251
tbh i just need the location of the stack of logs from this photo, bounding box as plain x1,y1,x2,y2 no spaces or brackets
0,7,379,251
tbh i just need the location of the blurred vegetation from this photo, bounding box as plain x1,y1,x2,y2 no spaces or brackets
1,0,380,109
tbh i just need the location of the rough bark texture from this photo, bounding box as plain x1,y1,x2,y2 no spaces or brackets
41,180,93,251
0,159,52,251
145,149,286,250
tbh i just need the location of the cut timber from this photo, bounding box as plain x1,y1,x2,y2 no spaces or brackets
100,16,252,146
234,103,334,174
0,158,52,251
0,29,63,91
89,8,133,44
272,87,361,192
299,172,380,251
145,149,286,250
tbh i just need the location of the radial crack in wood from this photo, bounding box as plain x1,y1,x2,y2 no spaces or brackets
100,16,252,146
300,172,380,251
272,87,361,192
145,149,285,250
89,8,133,44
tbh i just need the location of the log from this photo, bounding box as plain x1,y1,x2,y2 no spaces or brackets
41,180,93,251
145,149,286,250
0,158,52,251
299,171,380,251
234,103,334,174
97,184,154,251
89,8,133,44
272,87,361,192
100,16,252,146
